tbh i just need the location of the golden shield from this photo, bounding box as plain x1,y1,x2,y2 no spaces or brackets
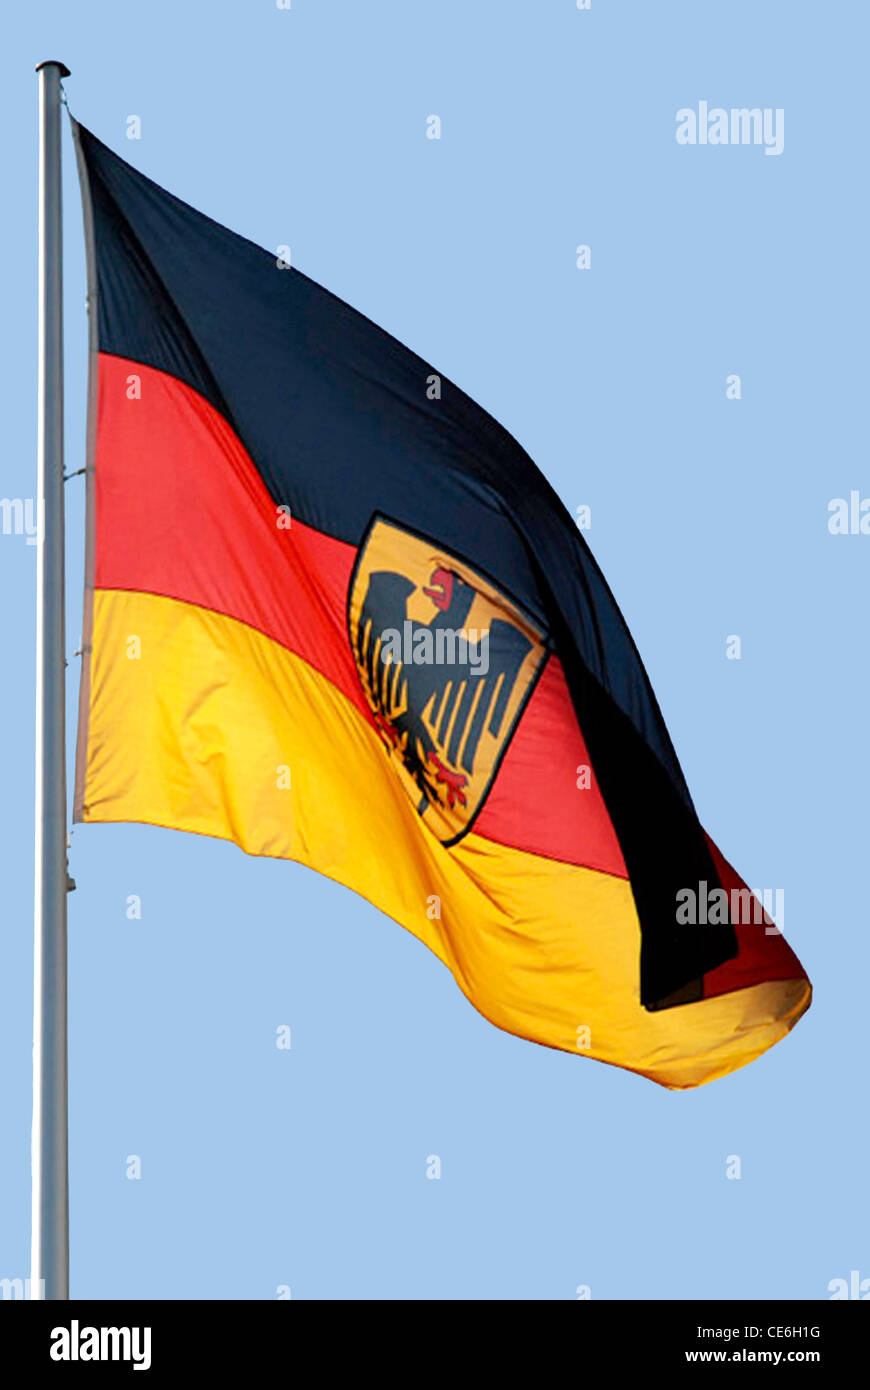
348,517,548,844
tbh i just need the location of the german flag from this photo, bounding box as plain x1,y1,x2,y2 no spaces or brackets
71,122,810,1088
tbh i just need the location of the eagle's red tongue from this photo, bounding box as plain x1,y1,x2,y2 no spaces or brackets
422,566,454,611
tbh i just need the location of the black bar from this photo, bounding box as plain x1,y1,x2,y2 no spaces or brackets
1,1298,866,1374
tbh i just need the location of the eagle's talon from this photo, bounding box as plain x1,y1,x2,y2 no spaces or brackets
426,753,468,808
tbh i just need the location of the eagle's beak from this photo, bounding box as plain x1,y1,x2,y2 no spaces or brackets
423,566,454,612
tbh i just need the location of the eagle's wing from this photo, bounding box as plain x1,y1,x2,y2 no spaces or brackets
426,618,532,776
354,570,415,725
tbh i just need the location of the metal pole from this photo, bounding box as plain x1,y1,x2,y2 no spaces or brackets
31,59,71,1302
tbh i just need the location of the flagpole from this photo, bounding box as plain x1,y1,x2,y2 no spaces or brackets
31,58,71,1302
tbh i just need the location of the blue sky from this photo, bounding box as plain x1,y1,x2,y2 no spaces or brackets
1,1,865,1298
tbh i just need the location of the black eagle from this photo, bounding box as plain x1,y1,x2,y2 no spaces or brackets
353,565,532,816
